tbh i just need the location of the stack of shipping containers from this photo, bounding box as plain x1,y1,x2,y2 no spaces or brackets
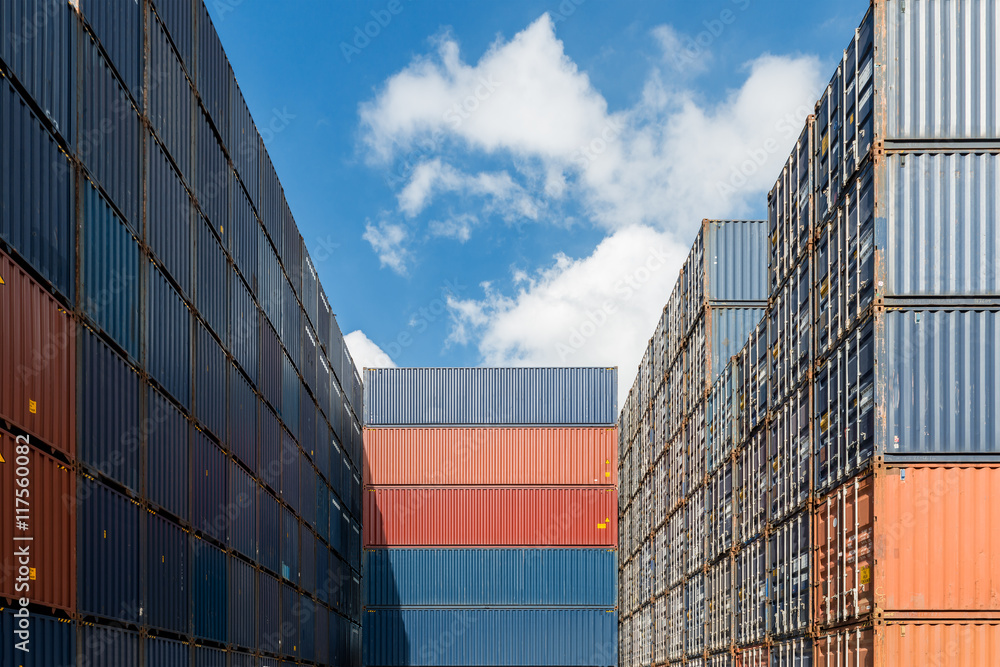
363,367,619,666
0,1,363,665
617,221,768,667
620,1,1000,665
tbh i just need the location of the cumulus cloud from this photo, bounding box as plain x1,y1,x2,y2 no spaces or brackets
397,159,539,220
362,219,411,275
428,213,477,242
344,330,397,373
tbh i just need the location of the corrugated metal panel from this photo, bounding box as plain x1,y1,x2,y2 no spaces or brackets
231,270,258,384
364,367,618,426
364,608,617,666
0,78,75,298
148,262,192,409
316,603,330,665
145,636,190,667
78,478,140,622
300,391,317,463
152,0,193,69
228,362,256,470
280,506,299,584
0,0,75,138
280,583,299,658
229,554,256,650
146,512,189,635
302,254,319,333
282,275,301,371
365,548,617,607
302,326,318,397
883,152,1000,297
195,108,229,232
0,430,75,612
260,315,282,411
194,321,227,440
258,221,282,334
769,512,810,636
150,15,192,182
81,35,141,227
197,2,230,140
258,487,281,576
281,354,300,437
704,220,769,302
300,594,316,663
258,571,280,652
364,487,618,547
232,184,258,293
194,645,226,667
0,249,76,456
284,216,302,296
363,426,618,486
193,537,227,643
229,459,256,560
147,387,190,520
229,83,259,212
191,428,227,542
259,151,284,257
815,466,1000,624
230,651,256,667
148,135,194,297
80,327,140,491
259,403,282,493
708,307,766,388
82,182,141,360
884,0,1000,140
1,610,74,667
196,217,230,345
815,622,1000,666
80,624,139,667
280,429,299,515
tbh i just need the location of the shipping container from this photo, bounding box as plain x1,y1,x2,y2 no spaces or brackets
148,261,192,409
684,219,769,309
147,387,190,521
195,109,230,233
229,554,256,650
814,465,1000,627
229,460,256,560
191,428,228,542
0,609,73,667
149,14,192,182
78,478,140,622
769,511,810,637
146,511,189,635
152,0,193,69
231,264,259,384
194,321,227,440
0,248,77,456
197,2,230,141
145,636,191,667
228,362,257,470
363,426,618,486
364,548,617,607
79,623,140,667
0,429,75,612
0,77,75,299
148,134,194,297
364,608,617,667
193,537,228,643
815,621,1000,667
768,119,814,293
364,487,617,547
364,367,618,426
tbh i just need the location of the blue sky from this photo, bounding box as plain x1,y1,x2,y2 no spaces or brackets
207,0,868,396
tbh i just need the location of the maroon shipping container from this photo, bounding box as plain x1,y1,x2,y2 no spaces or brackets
0,428,76,612
0,250,76,456
364,487,618,547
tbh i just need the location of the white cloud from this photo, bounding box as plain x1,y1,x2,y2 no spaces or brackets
362,220,410,275
397,158,539,221
446,226,690,398
344,330,397,373
428,213,476,242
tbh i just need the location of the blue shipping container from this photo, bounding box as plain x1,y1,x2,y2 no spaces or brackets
146,511,189,635
365,548,617,607
147,387,190,520
0,609,74,667
193,538,228,643
80,624,139,667
145,635,190,667
364,367,618,426
78,478,140,622
364,608,618,666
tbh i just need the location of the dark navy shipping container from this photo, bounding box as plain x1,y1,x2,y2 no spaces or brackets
82,182,141,360
229,554,256,650
80,0,143,100
0,609,75,667
259,487,281,575
230,460,256,560
365,367,618,425
193,538,228,643
281,583,300,658
147,387,190,520
194,321,227,440
191,428,227,541
195,645,227,667
78,478,140,622
80,624,140,667
364,608,618,666
197,2,230,140
80,326,140,491
259,403,282,492
195,109,230,232
231,271,259,384
197,217,230,346
229,362,257,470
258,571,281,654
148,261,192,408
146,512,190,634
0,78,75,299
281,507,299,584
146,635,190,667
365,548,618,607
148,135,194,297
260,315,282,411
149,15,192,182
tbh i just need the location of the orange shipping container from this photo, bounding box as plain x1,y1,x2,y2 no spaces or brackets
0,429,76,613
363,426,618,486
814,465,1000,628
0,250,76,457
364,487,618,547
815,621,1000,666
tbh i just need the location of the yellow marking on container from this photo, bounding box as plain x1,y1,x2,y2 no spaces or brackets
0,273,4,284
29,400,37,414
29,568,36,580
597,524,607,530
605,472,611,477
859,565,871,585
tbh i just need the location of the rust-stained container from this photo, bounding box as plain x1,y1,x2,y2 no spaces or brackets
0,428,75,613
814,465,1000,628
364,487,618,547
815,621,1000,666
0,249,76,457
363,426,618,486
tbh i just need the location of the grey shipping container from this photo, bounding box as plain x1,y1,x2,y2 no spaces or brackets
365,367,617,425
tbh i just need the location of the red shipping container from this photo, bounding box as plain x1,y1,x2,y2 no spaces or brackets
815,621,1000,666
0,428,76,612
364,487,618,547
0,250,76,457
363,426,618,486
814,465,1000,628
